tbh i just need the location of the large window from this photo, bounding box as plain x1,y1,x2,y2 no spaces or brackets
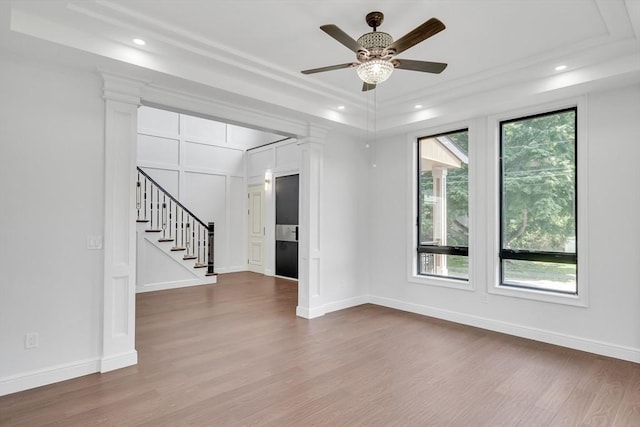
500,108,577,294
417,129,469,280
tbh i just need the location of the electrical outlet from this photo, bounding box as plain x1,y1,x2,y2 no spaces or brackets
25,332,39,349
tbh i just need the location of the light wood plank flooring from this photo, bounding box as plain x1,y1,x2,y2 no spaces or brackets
1,272,639,426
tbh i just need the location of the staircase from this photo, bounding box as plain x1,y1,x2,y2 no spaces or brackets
135,167,216,292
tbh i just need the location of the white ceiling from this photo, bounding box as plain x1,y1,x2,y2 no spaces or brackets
2,0,639,132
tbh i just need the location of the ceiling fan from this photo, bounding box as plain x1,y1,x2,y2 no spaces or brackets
301,11,447,91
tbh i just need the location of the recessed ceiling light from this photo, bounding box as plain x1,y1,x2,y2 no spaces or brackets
133,38,146,46
337,105,345,110
555,65,567,71
414,104,423,109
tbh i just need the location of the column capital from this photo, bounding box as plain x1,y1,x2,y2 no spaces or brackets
101,71,148,105
297,123,330,147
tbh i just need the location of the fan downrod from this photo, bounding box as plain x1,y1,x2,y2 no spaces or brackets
365,11,384,31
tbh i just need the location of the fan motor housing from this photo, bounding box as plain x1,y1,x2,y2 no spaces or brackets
357,32,393,59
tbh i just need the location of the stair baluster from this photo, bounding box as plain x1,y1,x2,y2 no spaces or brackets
172,210,185,251
156,187,161,230
182,221,196,260
184,220,197,260
171,204,180,250
195,223,206,268
136,167,214,276
135,173,143,221
168,200,173,241
146,182,161,232
143,177,148,220
159,198,173,242
149,183,154,230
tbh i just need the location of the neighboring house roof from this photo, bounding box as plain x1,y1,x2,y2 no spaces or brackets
419,135,468,171
437,136,469,164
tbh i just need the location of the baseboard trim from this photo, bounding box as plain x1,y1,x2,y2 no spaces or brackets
296,305,325,319
100,350,138,373
247,265,265,274
323,295,369,314
136,277,216,293
0,357,100,397
216,266,247,274
275,275,298,282
369,295,640,363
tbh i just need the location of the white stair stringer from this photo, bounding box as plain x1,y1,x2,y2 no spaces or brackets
136,222,216,293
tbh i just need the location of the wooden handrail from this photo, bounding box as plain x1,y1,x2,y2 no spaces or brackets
137,167,210,231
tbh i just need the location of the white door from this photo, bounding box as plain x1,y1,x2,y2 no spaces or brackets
247,184,265,273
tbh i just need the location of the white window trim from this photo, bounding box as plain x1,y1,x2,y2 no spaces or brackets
486,97,589,307
406,121,475,291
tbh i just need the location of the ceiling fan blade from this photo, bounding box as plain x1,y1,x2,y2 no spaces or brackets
362,82,376,92
320,24,365,53
394,59,448,73
301,63,357,74
386,18,445,55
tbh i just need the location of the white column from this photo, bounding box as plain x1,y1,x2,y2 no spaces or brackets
101,73,146,372
296,125,328,319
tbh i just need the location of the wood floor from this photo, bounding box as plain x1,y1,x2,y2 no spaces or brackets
1,272,639,426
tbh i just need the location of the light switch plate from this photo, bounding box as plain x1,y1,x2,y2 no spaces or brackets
87,235,103,250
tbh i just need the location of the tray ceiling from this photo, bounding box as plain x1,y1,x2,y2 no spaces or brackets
3,0,639,131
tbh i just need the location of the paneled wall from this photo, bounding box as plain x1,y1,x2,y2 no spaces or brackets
247,139,300,184
137,106,275,274
246,139,301,276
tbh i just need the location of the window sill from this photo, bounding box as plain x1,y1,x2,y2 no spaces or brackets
408,274,474,291
489,284,587,307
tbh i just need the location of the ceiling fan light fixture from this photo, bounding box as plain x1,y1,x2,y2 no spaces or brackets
357,59,394,84
301,11,447,90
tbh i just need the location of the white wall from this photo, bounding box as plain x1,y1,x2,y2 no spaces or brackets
0,53,105,388
321,131,371,311
137,106,252,275
369,83,640,361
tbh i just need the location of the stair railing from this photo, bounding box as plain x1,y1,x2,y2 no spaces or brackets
136,167,216,277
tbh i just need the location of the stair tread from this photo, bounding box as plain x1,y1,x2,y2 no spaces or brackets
136,219,150,223
158,238,174,242
146,229,162,233
170,247,186,251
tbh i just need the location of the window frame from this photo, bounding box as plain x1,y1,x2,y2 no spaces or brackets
417,128,470,279
408,123,474,291
499,107,578,294
487,99,588,307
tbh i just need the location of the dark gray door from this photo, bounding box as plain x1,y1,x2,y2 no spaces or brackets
275,174,299,279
